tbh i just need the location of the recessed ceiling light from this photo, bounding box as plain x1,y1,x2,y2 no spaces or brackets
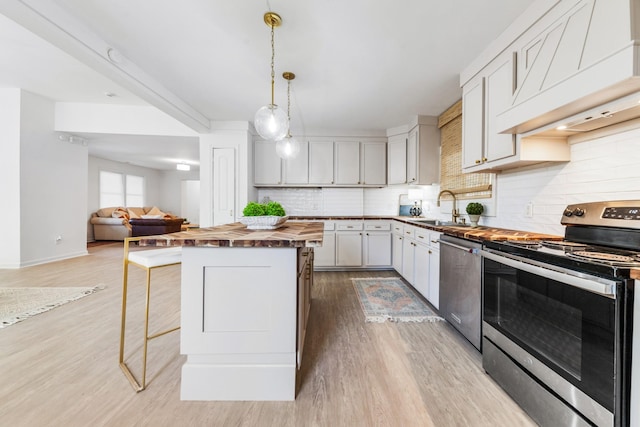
176,163,191,171
104,92,116,98
556,125,568,130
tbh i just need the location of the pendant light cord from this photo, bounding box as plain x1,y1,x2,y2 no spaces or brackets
270,22,275,105
286,79,292,137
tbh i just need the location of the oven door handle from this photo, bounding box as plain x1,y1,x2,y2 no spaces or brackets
481,249,617,298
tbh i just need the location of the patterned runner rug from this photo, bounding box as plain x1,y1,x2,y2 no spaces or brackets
351,277,444,323
0,286,103,328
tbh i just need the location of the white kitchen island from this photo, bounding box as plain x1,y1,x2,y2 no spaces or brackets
139,221,323,401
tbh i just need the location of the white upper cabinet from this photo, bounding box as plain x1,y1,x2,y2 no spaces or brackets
334,141,360,185
462,53,523,172
387,117,440,185
360,142,386,186
255,138,386,187
284,140,309,185
309,141,335,185
254,140,282,185
387,134,407,185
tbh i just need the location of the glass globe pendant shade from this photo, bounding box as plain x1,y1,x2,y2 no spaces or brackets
254,104,288,141
275,135,300,159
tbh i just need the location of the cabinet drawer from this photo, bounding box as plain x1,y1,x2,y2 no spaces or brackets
336,222,364,231
414,228,430,243
323,221,336,231
364,221,390,231
392,222,403,234
403,225,415,239
429,231,442,247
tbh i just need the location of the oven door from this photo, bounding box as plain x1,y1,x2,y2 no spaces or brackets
482,249,623,425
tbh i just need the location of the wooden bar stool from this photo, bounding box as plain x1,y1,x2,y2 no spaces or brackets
119,237,182,392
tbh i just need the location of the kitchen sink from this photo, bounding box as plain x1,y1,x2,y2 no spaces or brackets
411,219,470,227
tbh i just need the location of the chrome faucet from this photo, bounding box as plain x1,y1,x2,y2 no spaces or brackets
437,189,459,224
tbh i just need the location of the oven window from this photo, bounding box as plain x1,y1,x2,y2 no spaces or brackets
483,258,616,411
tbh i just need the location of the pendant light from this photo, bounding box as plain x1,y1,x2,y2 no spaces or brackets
276,72,301,159
254,12,288,141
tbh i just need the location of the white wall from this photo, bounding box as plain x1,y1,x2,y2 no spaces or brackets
0,90,89,268
159,169,199,218
0,89,23,267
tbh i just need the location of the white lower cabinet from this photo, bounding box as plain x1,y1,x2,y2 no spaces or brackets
336,232,363,267
314,220,391,269
314,231,335,267
394,223,441,309
402,235,416,285
392,232,403,273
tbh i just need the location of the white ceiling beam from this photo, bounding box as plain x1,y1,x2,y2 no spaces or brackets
0,0,211,133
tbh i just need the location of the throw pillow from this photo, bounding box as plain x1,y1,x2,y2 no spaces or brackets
127,208,141,219
146,206,166,216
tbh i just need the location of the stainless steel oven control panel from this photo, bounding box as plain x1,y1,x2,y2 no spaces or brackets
561,200,640,228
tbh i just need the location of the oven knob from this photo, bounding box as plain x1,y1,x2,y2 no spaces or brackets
563,209,573,217
574,208,585,217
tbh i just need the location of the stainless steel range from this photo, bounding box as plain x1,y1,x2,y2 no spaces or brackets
481,201,637,427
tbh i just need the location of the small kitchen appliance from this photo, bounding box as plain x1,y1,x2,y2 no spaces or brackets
481,200,637,427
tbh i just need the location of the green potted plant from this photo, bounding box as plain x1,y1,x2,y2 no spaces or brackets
465,202,484,226
240,201,288,229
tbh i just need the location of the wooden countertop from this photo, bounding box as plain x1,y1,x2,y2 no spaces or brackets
289,215,563,242
138,221,324,248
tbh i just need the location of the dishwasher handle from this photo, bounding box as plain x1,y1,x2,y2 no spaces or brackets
437,239,480,254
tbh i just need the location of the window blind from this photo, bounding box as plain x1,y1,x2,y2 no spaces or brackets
438,100,492,200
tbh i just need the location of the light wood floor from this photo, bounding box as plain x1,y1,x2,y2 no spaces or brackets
0,243,536,427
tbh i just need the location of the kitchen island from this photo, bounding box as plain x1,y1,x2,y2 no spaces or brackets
139,221,323,401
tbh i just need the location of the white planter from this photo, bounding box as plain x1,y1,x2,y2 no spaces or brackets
468,214,481,227
239,216,288,230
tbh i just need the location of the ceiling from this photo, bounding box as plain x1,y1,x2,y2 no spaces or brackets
0,0,536,170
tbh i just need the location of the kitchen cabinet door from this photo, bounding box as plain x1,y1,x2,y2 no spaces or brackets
335,232,362,267
387,134,407,185
414,242,430,299
284,140,309,184
428,245,440,309
254,140,282,185
484,55,516,163
407,127,419,184
314,231,335,267
462,76,485,169
334,141,360,185
361,141,386,186
401,237,415,285
364,232,391,267
392,233,403,274
309,141,334,184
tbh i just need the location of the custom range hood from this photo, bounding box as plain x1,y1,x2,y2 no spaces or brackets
522,91,640,139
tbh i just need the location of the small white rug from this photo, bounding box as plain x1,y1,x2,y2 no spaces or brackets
0,286,103,328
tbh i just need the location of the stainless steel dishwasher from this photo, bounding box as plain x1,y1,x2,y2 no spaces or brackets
439,234,482,350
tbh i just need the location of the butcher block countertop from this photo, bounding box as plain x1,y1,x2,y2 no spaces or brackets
288,216,563,242
137,221,324,248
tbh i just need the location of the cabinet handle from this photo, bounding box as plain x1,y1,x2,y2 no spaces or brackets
482,157,487,162
429,250,432,254
418,235,424,239
366,233,369,236
431,240,438,243
475,159,481,164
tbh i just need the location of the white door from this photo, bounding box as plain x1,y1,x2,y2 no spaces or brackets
212,148,235,225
